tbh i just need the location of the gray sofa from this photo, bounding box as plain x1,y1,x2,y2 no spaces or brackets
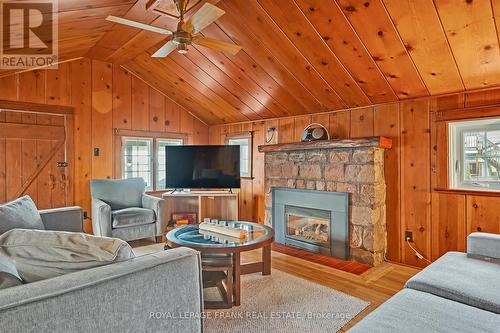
0,247,203,333
349,232,500,332
0,201,203,333
90,178,165,242
39,206,84,232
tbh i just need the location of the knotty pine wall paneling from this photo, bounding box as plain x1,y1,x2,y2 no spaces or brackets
131,76,150,131
149,88,166,132
374,104,401,262
431,193,466,261
293,115,312,142
71,59,93,225
112,66,132,129
400,100,431,267
350,107,374,138
330,110,350,139
0,59,209,233
91,60,114,180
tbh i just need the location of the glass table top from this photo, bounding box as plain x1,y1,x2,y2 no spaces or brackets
166,221,274,249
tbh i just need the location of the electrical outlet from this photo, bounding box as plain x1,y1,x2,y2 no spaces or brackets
405,230,413,242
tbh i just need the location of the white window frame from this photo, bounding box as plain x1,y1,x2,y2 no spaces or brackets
449,118,500,192
119,134,184,192
226,131,253,178
122,137,154,191
156,138,183,190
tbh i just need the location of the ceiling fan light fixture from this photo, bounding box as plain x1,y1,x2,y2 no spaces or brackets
177,43,188,54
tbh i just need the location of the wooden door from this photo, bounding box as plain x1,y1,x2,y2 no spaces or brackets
0,111,72,209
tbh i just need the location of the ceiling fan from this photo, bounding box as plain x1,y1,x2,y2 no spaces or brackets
106,0,242,58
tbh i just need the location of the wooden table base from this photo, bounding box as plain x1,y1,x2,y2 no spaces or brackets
233,244,272,306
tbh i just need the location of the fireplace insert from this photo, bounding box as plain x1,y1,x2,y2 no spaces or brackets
285,205,332,253
273,188,349,259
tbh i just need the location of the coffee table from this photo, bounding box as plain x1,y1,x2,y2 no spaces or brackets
165,221,274,306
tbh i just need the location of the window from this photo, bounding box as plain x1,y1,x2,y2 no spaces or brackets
121,136,183,191
227,132,253,178
122,138,153,190
156,138,183,190
449,118,500,191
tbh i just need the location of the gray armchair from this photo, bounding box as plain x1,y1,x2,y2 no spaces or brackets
90,178,165,242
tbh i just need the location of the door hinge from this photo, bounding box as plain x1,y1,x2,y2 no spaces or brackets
57,162,68,168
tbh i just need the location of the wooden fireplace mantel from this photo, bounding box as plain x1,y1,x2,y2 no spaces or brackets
258,136,392,153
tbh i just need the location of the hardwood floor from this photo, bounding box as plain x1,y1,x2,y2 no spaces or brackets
130,239,420,331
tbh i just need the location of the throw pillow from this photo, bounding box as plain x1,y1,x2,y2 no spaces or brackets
0,196,45,235
0,229,135,283
0,254,23,289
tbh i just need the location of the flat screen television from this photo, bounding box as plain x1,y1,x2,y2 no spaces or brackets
165,145,240,189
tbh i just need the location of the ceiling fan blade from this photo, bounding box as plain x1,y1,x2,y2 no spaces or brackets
152,41,177,57
192,36,242,55
106,16,172,35
182,3,225,34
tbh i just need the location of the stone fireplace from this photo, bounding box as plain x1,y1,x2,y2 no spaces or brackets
259,137,391,266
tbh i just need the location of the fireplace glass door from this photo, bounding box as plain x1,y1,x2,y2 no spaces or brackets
285,205,331,250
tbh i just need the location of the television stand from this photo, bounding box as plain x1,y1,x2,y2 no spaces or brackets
169,188,191,194
162,190,239,225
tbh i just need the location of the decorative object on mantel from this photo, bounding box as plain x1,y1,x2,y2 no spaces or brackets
259,136,392,153
301,123,330,142
199,222,248,239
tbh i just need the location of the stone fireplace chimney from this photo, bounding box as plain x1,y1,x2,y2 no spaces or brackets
259,137,391,266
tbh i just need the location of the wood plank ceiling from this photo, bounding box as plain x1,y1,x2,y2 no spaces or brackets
2,0,500,125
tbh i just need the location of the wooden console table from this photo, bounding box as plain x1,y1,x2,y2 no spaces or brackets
162,191,239,224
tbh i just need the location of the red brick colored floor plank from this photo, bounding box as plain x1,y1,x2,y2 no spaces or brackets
272,243,371,275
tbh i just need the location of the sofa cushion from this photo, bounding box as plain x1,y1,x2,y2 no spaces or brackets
112,208,155,229
90,178,145,210
0,255,23,289
0,196,45,235
467,232,500,260
0,229,135,283
405,251,500,314
349,289,500,333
